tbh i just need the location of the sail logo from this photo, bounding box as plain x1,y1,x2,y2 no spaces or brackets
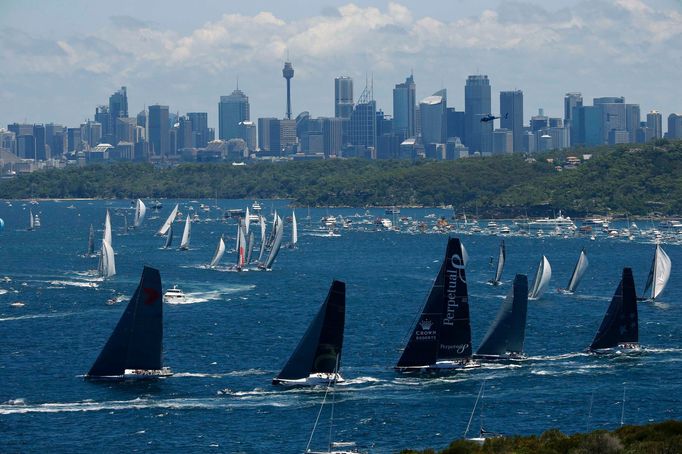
415,318,436,341
444,251,466,326
419,319,433,330
440,343,469,354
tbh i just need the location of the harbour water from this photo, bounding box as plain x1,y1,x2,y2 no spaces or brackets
1,199,680,452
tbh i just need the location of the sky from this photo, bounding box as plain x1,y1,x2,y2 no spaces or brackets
1,0,681,132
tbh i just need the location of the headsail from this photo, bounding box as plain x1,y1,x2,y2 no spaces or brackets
163,223,173,249
157,204,179,236
589,268,638,350
87,224,95,256
237,225,247,269
209,236,226,268
179,214,191,250
291,210,298,247
642,244,671,300
87,266,164,377
489,240,505,285
103,209,112,246
29,209,35,230
245,231,255,265
134,199,147,228
476,274,528,357
528,256,552,300
274,280,345,382
260,214,284,270
99,239,116,278
257,216,267,263
566,248,589,293
397,237,472,368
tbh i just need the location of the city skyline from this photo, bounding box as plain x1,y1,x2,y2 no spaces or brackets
1,1,681,132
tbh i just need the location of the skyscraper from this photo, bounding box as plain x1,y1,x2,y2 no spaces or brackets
625,104,640,143
564,93,583,125
219,89,250,141
668,113,682,139
109,86,128,140
187,112,209,148
283,61,294,119
419,92,446,146
334,76,353,119
393,74,416,140
349,85,376,152
500,90,523,152
647,111,662,139
464,75,492,153
148,104,169,157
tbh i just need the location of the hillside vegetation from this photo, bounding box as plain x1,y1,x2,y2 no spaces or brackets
2,140,681,217
399,420,682,454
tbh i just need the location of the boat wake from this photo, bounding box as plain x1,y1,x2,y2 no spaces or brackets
0,311,86,322
0,289,7,295
165,284,255,305
0,397,232,415
48,280,99,289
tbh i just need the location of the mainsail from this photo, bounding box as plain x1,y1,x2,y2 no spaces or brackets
245,231,255,265
566,248,589,293
179,214,191,250
87,266,165,378
87,224,95,256
99,239,116,278
236,225,247,269
642,244,671,300
157,204,179,236
134,199,147,228
528,255,552,300
489,240,505,285
396,237,473,368
257,216,267,263
163,223,173,249
475,274,528,357
291,210,298,247
274,280,345,383
260,214,284,270
28,209,35,230
589,268,638,350
103,209,112,247
209,236,226,268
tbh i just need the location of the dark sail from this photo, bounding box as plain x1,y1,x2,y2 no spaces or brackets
589,268,638,350
396,260,445,368
438,237,472,359
275,280,345,381
164,223,173,249
87,266,164,377
492,240,505,283
476,274,528,357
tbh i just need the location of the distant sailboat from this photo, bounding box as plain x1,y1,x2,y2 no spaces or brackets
395,237,479,372
257,216,267,263
133,199,147,228
474,274,528,360
487,240,505,286
528,255,552,300
87,224,95,256
28,209,35,231
179,214,191,251
86,266,171,380
589,267,639,352
98,239,116,278
209,236,226,268
163,223,173,249
104,209,112,247
234,225,246,271
273,280,345,386
559,248,589,294
157,203,179,236
289,210,298,249
640,244,671,302
245,231,255,265
258,214,284,270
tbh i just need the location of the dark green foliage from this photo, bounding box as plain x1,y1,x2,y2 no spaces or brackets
2,141,682,216
398,421,682,454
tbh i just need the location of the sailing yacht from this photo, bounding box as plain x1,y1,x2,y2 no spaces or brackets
395,237,479,373
163,223,173,249
558,248,589,294
474,274,528,360
639,244,671,302
157,204,179,236
179,214,191,251
98,210,116,278
487,240,505,286
463,381,500,444
589,267,639,353
528,256,552,300
288,210,298,249
258,213,284,271
28,209,35,230
209,236,226,268
133,198,147,228
86,266,171,380
273,280,345,387
87,224,95,256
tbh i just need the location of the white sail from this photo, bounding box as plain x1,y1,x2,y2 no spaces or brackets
566,248,589,293
261,215,284,270
157,204,179,236
237,225,247,269
245,207,250,236
99,240,116,278
209,236,226,268
179,214,191,250
29,209,34,230
134,199,147,228
291,210,298,247
104,209,112,246
257,216,267,263
529,255,552,299
647,244,671,300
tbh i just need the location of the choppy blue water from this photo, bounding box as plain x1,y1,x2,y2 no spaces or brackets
0,199,680,453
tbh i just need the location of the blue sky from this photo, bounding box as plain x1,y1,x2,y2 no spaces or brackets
1,0,680,131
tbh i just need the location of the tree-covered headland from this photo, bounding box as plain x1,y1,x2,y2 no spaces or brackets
2,140,681,217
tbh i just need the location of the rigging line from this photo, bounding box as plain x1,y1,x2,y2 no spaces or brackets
305,379,332,453
464,380,486,439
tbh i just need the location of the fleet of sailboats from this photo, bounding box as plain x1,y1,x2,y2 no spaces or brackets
528,255,552,300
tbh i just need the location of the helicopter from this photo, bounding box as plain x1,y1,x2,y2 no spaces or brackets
480,112,509,122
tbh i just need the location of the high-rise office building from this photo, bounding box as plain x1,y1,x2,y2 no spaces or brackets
393,74,416,140
149,104,169,157
625,104,640,142
564,93,583,126
45,123,65,157
446,108,465,142
321,117,343,157
109,86,128,139
32,124,47,161
594,97,626,144
349,85,377,151
257,118,277,152
492,129,513,154
647,111,662,140
187,112,209,148
668,113,682,139
419,92,446,146
464,75,492,153
95,105,111,142
219,89,250,140
500,90,523,152
334,76,354,119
